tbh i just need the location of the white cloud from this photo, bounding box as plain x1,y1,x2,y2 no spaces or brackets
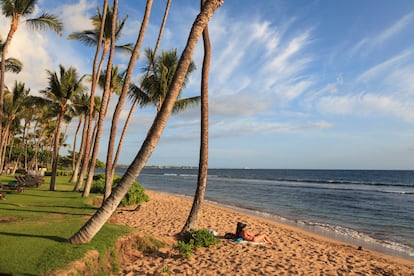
60,0,97,34
350,10,414,55
356,50,411,83
317,93,414,123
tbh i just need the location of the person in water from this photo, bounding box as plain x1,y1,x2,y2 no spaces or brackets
235,222,273,244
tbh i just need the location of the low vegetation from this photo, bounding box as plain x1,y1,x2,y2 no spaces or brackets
0,175,132,275
176,229,220,258
91,173,149,206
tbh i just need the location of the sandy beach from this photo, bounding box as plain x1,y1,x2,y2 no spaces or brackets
113,190,414,275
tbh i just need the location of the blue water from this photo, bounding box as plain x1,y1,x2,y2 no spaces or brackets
116,168,414,260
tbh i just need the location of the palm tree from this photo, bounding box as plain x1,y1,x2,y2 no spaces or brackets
69,3,131,191
72,96,101,191
70,92,89,172
2,81,30,164
68,0,224,244
141,48,199,112
83,0,120,198
104,0,172,200
40,65,86,191
0,0,62,172
181,0,212,233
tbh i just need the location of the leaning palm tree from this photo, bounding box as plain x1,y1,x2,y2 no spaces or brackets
181,0,212,233
103,0,172,200
0,0,62,172
39,65,86,191
103,48,200,193
69,0,224,244
69,3,132,191
70,92,89,172
83,1,120,198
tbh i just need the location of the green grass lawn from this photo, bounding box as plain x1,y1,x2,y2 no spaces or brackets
0,175,132,275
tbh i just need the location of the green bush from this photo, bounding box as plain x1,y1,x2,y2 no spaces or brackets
91,174,149,207
176,229,220,258
176,240,194,258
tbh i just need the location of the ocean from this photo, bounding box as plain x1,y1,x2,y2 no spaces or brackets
115,168,414,260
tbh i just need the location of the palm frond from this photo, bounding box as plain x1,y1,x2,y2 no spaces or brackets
115,43,134,54
26,13,63,36
68,30,99,47
3,57,23,73
172,96,200,114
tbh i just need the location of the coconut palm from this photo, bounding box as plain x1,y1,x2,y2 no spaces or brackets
103,0,172,199
181,0,212,233
2,81,30,154
70,3,132,191
68,0,224,244
40,65,86,190
70,92,89,172
72,96,101,191
0,0,62,172
83,67,124,197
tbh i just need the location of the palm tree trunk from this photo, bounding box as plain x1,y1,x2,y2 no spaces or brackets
50,111,65,191
68,0,223,244
108,0,172,194
72,116,83,171
84,0,119,199
75,0,109,190
181,0,211,233
0,19,19,173
104,0,153,194
71,115,89,188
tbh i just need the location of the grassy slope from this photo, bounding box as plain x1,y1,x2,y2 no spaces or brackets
0,175,131,275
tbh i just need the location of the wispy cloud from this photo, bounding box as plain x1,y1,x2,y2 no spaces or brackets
350,10,414,55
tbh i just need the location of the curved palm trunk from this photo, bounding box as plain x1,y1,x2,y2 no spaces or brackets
72,116,83,171
108,0,171,193
71,115,89,187
68,0,223,244
84,0,119,198
50,110,65,191
0,19,19,173
181,0,211,233
75,0,109,190
104,0,153,194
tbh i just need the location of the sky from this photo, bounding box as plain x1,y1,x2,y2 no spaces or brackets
1,0,414,170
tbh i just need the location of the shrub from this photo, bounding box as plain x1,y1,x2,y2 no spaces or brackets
176,240,194,258
176,229,220,258
90,174,149,207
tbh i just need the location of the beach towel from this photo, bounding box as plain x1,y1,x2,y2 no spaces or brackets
234,237,265,245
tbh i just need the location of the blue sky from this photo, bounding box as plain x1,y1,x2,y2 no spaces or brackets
1,0,414,169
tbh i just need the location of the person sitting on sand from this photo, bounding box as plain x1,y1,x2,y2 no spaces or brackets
235,222,273,244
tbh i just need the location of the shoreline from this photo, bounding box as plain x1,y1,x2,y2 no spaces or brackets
138,189,414,261
114,190,414,275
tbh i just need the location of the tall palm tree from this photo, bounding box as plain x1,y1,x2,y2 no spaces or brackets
2,81,30,162
0,0,62,172
68,0,224,244
70,92,89,172
103,0,153,199
83,0,119,198
72,96,101,191
181,0,212,233
69,3,132,191
40,65,86,191
104,0,172,200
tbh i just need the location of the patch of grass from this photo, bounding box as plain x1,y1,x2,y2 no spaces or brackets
0,175,132,275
